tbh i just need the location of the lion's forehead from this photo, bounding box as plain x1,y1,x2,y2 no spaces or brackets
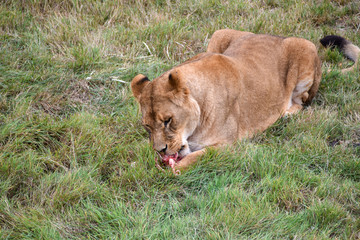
138,80,182,125
140,98,175,125
140,88,175,108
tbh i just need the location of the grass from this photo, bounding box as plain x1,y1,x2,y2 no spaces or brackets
1,0,360,238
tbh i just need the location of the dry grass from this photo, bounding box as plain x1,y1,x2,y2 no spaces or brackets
1,0,360,239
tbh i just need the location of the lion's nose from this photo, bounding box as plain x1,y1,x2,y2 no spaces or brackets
154,144,167,154
159,144,167,154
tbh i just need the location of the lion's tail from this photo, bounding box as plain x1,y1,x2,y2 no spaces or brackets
320,35,360,73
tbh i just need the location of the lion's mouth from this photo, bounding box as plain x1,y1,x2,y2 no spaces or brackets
158,145,185,166
161,152,183,166
155,152,183,175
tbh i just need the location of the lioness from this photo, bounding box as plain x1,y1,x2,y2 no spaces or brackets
131,29,359,174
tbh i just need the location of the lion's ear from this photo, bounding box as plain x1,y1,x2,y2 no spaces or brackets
169,71,189,95
131,74,150,101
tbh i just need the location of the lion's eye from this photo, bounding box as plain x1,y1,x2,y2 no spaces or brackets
164,118,172,127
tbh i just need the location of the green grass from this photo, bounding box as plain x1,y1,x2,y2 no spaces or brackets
1,0,360,239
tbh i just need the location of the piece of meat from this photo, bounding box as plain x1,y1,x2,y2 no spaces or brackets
155,152,182,175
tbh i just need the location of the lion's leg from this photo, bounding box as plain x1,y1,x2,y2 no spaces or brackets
284,103,303,115
285,77,313,115
174,149,206,172
283,38,321,116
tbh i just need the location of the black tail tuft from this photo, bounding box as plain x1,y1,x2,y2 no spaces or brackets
320,35,348,50
320,35,360,72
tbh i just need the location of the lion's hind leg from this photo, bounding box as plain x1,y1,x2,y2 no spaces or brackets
283,38,321,116
285,78,313,115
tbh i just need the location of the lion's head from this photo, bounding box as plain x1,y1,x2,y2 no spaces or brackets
131,70,200,160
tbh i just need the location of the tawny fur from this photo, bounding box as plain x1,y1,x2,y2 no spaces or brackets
131,29,357,173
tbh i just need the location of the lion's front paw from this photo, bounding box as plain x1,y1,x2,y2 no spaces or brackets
172,151,202,175
172,165,182,176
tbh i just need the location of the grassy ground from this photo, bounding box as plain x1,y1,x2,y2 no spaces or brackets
1,0,359,239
